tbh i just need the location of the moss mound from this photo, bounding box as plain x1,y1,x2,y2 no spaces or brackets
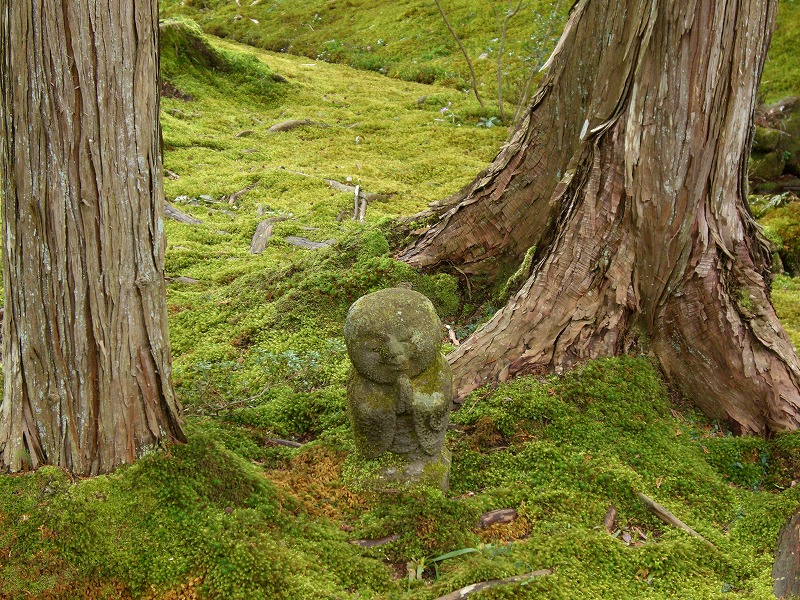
159,17,286,103
3,359,799,598
161,17,231,71
761,201,800,275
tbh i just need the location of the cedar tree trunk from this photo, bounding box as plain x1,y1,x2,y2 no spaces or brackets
400,0,800,434
0,1,186,475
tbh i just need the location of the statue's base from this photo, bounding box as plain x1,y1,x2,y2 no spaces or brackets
343,447,451,493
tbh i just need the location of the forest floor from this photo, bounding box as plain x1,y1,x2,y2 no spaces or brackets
1,11,800,600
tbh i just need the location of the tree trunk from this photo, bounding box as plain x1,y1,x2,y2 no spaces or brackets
401,0,800,434
773,507,800,599
0,1,186,475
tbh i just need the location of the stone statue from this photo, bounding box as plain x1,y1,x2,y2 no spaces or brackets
344,288,452,489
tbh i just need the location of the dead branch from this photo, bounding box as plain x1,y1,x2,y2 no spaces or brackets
164,201,202,225
636,492,713,547
227,182,257,205
353,184,361,220
434,569,554,600
266,438,305,448
357,192,368,223
349,534,400,547
268,118,315,132
285,236,337,250
274,167,389,204
168,276,201,285
479,508,517,527
603,505,617,533
325,178,388,203
512,0,565,124
250,216,290,254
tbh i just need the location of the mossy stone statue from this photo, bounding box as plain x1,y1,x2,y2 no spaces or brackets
344,288,452,491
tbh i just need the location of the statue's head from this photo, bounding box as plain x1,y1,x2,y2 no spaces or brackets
344,288,442,384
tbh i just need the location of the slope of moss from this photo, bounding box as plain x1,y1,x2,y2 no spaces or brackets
1,23,799,600
159,0,569,113
159,0,800,110
761,0,800,103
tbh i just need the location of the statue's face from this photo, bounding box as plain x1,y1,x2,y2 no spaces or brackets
348,325,438,383
345,289,442,384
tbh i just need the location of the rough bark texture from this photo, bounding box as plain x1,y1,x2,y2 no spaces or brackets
773,507,800,599
401,0,800,434
0,1,186,475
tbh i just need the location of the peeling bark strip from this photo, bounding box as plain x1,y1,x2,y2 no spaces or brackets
400,0,800,434
0,0,186,475
773,508,800,600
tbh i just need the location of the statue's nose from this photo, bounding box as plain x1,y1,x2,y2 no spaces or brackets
386,340,408,363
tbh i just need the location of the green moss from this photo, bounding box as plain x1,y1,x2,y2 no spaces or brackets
4,357,799,597
761,0,800,103
160,0,570,105
739,287,755,311
3,13,800,598
341,446,451,493
414,272,461,318
760,202,800,274
702,436,770,489
496,244,536,303
0,430,394,598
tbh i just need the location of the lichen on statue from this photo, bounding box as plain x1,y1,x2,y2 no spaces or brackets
344,288,452,489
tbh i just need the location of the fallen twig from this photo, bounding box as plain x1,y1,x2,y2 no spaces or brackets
603,505,617,533
479,508,517,528
349,534,400,548
268,118,315,132
227,182,257,205
250,216,290,254
164,201,202,225
637,492,713,547
325,178,388,203
266,438,304,448
445,324,460,346
434,569,554,600
285,236,337,250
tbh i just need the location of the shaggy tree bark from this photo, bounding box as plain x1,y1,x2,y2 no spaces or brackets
0,1,186,475
401,0,800,434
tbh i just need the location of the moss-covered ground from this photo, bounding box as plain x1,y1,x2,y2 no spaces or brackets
159,0,800,108
1,14,800,600
762,0,800,104
159,0,569,116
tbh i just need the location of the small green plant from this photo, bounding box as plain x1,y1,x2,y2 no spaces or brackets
406,544,494,583
406,555,429,583
477,115,501,128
